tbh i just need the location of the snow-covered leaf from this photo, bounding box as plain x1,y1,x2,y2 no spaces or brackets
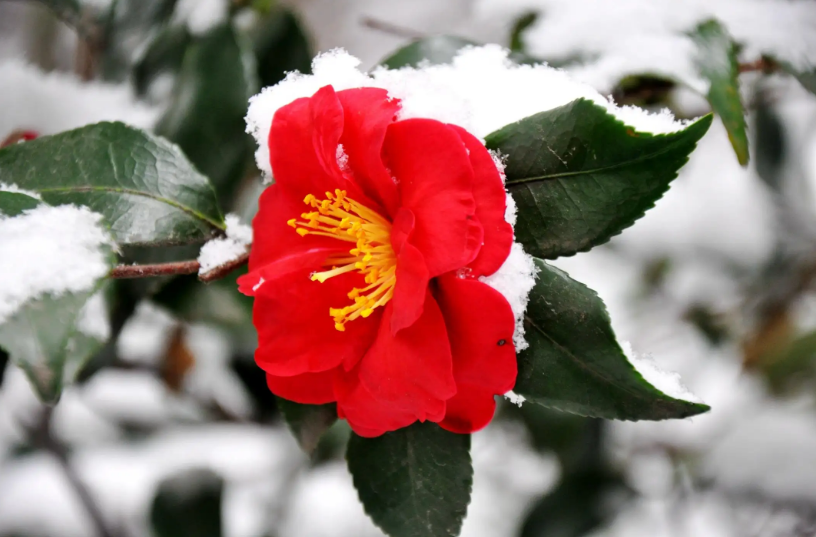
689,19,748,166
347,422,472,537
276,398,337,454
379,36,478,69
515,259,710,420
156,24,256,199
485,99,711,259
0,121,225,246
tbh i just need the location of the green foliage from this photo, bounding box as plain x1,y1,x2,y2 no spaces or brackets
0,191,41,217
515,259,710,420
510,11,538,53
689,19,749,166
156,25,257,204
347,422,472,537
276,398,338,454
252,8,313,87
0,122,225,246
379,36,477,69
151,469,224,537
485,99,712,259
133,24,193,97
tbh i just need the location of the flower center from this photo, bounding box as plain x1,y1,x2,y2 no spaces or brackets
288,189,396,331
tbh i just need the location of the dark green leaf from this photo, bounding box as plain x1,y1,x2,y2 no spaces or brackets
485,99,711,259
515,259,710,420
0,121,224,246
0,191,41,217
0,349,8,388
133,24,193,97
277,398,337,454
151,468,223,537
251,8,313,87
754,92,786,190
774,59,816,97
156,24,256,203
510,11,538,53
689,19,748,166
347,422,472,537
379,36,477,69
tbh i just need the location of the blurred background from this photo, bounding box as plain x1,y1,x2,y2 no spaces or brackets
2,0,816,536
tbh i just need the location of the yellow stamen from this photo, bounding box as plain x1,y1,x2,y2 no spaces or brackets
290,190,396,331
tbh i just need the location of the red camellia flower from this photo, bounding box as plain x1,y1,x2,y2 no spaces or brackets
237,85,517,437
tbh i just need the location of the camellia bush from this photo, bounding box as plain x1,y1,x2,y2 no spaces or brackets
4,1,814,536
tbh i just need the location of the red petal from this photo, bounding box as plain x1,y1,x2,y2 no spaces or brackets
383,119,476,277
253,269,381,376
438,384,497,434
389,208,429,334
450,125,513,277
238,183,345,296
269,86,373,205
357,293,456,422
335,367,418,436
435,273,516,430
337,88,401,217
266,369,337,405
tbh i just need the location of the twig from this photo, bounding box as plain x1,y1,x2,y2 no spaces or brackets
31,407,117,537
739,57,778,74
360,16,426,39
109,251,249,283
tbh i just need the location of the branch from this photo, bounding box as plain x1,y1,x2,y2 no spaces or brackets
109,251,249,283
360,16,426,39
739,57,778,74
31,407,118,537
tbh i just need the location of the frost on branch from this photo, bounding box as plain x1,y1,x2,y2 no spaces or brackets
0,203,113,324
197,214,252,276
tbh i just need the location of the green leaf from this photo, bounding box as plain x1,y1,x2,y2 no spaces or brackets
689,19,749,166
151,468,223,537
379,36,477,69
510,11,538,53
0,289,110,403
485,99,711,259
0,191,41,217
156,24,256,202
276,398,337,454
0,121,224,246
133,24,193,96
515,259,710,420
775,59,816,97
251,8,313,88
347,422,472,537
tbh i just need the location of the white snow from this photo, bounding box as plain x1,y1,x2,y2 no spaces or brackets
480,242,538,351
0,60,158,137
476,0,816,93
621,341,703,404
246,46,692,179
198,215,253,276
75,291,110,341
503,390,526,407
0,205,112,324
173,0,229,36
116,301,178,367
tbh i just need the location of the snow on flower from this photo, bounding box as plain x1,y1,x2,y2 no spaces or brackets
0,205,113,324
197,214,253,276
239,85,521,437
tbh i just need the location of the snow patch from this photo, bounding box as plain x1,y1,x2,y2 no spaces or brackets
0,183,41,201
504,390,526,407
0,205,112,324
197,215,253,276
172,0,229,36
480,242,538,351
621,341,703,404
246,46,691,178
76,291,110,341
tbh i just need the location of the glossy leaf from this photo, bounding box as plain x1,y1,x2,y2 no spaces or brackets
515,259,710,420
0,121,224,246
276,398,337,454
156,24,256,202
347,422,472,537
151,468,223,537
485,99,711,259
252,8,313,88
689,19,748,165
379,36,477,69
0,191,41,217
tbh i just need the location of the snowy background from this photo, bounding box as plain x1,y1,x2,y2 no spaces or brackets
2,0,816,536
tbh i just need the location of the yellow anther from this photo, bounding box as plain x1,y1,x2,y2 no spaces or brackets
304,194,316,204
335,322,346,331
296,228,310,237
287,218,297,228
361,309,373,318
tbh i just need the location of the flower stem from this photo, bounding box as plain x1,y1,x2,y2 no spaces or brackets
109,252,250,283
